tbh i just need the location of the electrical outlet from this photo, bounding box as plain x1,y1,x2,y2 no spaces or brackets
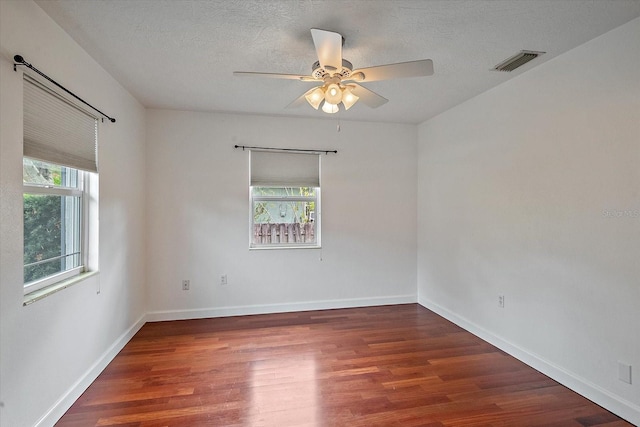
182,279,190,290
220,274,227,285
498,295,505,308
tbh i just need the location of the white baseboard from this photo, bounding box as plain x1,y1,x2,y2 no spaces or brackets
146,294,417,322
418,297,640,426
34,314,147,427
36,295,415,426
43,296,639,427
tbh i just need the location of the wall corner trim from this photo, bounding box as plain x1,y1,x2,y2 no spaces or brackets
417,297,640,426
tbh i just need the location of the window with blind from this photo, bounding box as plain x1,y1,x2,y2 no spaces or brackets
250,151,320,249
22,75,98,294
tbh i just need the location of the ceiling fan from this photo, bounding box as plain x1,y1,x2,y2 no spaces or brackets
234,29,434,114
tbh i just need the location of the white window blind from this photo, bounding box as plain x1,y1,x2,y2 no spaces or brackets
250,151,320,187
23,75,98,173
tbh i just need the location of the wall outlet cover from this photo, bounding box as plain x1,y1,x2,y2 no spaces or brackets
618,362,632,384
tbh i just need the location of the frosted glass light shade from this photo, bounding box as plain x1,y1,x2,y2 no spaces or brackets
321,101,339,114
305,87,324,110
324,83,342,104
341,87,359,110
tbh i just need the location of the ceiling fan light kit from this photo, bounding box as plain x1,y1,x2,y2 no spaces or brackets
234,28,434,115
303,81,360,113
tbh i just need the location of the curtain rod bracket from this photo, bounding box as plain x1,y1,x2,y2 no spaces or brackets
13,54,116,123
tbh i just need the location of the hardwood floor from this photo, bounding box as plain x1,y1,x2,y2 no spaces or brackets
56,304,632,426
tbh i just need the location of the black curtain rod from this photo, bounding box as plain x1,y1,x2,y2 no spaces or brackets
234,145,337,155
13,55,116,123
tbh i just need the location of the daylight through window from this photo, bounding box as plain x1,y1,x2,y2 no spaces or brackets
251,186,319,247
23,159,86,293
250,151,320,249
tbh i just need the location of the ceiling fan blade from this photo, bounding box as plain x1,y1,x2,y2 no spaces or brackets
350,59,433,82
310,28,343,71
348,83,388,108
233,71,312,81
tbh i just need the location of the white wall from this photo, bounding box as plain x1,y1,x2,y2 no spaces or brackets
2,1,636,425
0,1,147,426
417,17,639,424
146,110,417,319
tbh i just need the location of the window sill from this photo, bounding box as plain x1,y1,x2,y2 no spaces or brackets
23,271,99,306
250,245,321,251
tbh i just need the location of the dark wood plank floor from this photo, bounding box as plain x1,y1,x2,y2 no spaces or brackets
56,304,632,426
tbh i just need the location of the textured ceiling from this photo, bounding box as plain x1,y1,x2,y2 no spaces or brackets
36,0,640,124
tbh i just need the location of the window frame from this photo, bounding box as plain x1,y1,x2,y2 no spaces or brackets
22,160,91,295
20,71,101,302
249,186,321,250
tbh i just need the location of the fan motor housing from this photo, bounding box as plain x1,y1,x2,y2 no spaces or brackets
312,59,353,80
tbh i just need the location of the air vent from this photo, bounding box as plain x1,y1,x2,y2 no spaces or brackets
492,50,545,72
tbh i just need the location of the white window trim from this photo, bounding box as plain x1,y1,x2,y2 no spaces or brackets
23,271,99,306
23,266,84,295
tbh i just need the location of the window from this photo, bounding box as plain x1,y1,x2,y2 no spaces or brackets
251,186,319,247
23,159,88,293
22,74,98,295
250,151,320,249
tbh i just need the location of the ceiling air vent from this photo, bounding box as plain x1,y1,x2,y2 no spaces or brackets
492,50,545,72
